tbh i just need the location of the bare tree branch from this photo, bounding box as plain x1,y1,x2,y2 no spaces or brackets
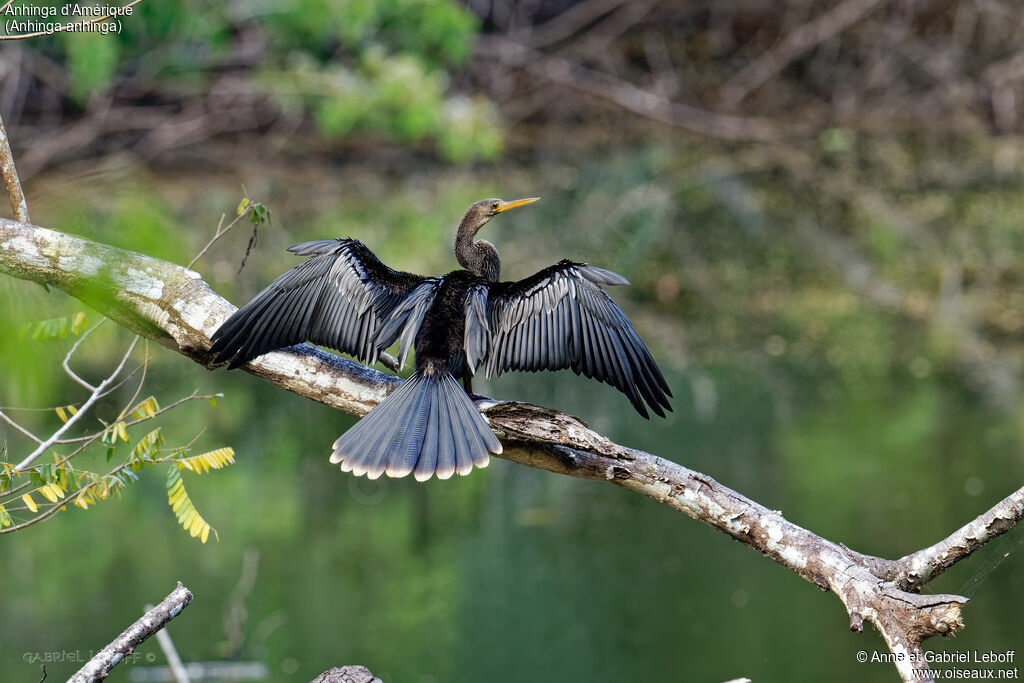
1,218,1020,682
145,601,192,683
719,0,889,108
481,39,784,142
69,582,193,683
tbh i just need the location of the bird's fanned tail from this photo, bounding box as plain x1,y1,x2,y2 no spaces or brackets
330,371,502,481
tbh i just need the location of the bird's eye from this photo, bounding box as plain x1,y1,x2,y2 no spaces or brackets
491,201,500,211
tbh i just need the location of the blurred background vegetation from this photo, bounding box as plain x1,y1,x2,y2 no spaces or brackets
1,0,1023,681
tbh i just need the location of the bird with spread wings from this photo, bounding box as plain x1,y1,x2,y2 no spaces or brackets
210,197,671,481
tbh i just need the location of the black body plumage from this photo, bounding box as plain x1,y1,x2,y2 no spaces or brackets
209,197,672,480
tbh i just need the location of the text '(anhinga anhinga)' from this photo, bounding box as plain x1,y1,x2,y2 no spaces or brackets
210,198,672,481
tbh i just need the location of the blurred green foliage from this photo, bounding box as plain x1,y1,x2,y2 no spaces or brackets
31,0,500,162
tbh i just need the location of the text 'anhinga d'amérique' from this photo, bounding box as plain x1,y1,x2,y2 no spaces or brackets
210,198,672,481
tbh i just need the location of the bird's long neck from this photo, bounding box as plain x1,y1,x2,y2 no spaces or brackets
455,220,501,282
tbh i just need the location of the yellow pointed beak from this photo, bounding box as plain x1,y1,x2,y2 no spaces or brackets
495,197,540,213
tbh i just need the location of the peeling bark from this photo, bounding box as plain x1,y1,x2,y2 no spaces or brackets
2,218,1020,683
311,666,383,683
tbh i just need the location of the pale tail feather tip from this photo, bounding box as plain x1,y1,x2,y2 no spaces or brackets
330,371,496,481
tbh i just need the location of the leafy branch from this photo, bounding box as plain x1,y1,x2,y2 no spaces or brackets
0,125,257,541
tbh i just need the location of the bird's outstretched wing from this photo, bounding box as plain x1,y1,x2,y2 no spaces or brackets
482,261,672,418
210,238,435,369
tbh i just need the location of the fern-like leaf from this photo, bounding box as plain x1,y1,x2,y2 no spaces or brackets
166,467,217,543
176,447,235,474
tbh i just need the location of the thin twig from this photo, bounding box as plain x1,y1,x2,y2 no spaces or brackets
0,112,29,222
188,213,227,269
14,335,139,471
117,339,150,419
188,208,250,268
62,319,104,391
0,487,72,532
47,390,209,444
0,408,41,443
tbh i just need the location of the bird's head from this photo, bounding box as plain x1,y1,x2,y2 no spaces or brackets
460,197,540,235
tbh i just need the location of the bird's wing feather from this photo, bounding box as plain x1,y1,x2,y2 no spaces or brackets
210,238,429,368
485,261,672,418
463,283,491,376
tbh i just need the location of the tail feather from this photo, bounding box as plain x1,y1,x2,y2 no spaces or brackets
446,388,474,477
434,394,457,480
411,392,440,481
337,379,410,477
331,372,502,481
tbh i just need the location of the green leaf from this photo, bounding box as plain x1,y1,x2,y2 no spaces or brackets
19,315,87,341
63,33,120,104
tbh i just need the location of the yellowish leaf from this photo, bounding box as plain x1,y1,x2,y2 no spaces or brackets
176,447,235,475
165,466,218,544
21,493,37,513
37,484,61,503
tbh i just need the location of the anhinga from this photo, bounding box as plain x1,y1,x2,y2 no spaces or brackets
210,198,672,481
